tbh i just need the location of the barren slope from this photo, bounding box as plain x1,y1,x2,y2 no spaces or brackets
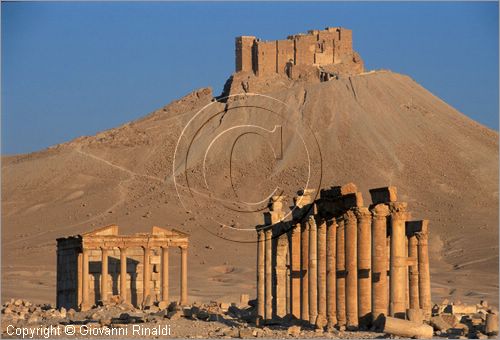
2,70,498,306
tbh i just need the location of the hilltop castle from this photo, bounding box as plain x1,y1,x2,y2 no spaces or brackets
235,27,364,78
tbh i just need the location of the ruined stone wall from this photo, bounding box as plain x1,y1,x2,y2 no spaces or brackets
256,41,277,76
294,34,317,66
56,238,80,310
276,39,294,75
235,36,256,73
234,27,362,78
333,28,353,64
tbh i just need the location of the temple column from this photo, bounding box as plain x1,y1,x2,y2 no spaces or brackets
336,217,346,328
81,248,90,311
344,210,358,329
143,246,151,303
180,245,188,305
265,228,273,320
318,219,327,320
417,220,431,319
326,219,337,329
308,216,318,324
77,252,83,307
101,248,108,302
290,224,301,319
356,207,372,328
161,246,169,303
408,232,420,309
390,204,409,318
371,204,390,319
257,229,265,320
301,221,309,321
120,247,128,303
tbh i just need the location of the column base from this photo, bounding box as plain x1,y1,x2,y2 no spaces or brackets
80,303,91,312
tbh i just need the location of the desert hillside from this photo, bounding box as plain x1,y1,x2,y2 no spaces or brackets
2,70,498,307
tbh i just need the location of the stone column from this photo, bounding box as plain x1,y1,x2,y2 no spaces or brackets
417,220,431,318
180,245,188,305
408,233,420,309
257,229,265,320
308,216,318,324
344,210,358,329
318,219,327,320
301,221,309,321
265,228,273,320
390,204,408,318
161,246,169,303
120,247,128,303
371,204,390,319
356,207,371,328
143,246,151,303
275,235,288,318
336,217,346,328
81,248,90,311
326,219,337,329
77,252,83,307
101,248,108,302
290,224,301,319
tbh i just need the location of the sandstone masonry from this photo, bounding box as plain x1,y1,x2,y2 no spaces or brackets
56,225,189,311
255,184,432,330
235,27,364,78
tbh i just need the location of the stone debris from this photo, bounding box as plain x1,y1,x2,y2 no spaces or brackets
1,298,390,338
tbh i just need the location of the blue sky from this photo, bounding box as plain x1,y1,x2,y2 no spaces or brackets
2,2,498,155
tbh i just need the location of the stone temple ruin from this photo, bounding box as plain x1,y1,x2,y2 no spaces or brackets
235,27,364,78
255,184,432,330
56,225,189,311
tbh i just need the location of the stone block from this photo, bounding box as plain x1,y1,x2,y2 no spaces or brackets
342,192,363,209
449,304,477,314
369,186,397,204
331,183,357,197
150,256,160,265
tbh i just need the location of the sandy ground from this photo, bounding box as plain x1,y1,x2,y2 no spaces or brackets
2,70,498,311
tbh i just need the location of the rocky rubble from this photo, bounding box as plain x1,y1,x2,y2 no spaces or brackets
1,298,382,339
2,298,498,339
426,300,498,339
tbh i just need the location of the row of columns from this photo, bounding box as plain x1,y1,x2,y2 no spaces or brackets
256,191,432,329
80,245,188,311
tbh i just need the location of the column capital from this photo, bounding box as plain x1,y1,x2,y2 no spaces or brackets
371,203,390,218
307,215,317,230
416,231,429,244
354,206,371,220
326,218,338,229
343,209,357,221
179,244,188,250
391,210,409,221
317,218,327,230
161,245,169,250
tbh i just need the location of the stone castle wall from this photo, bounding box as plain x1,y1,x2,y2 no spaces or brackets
235,27,356,76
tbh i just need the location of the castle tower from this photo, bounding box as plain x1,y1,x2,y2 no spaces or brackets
235,36,256,73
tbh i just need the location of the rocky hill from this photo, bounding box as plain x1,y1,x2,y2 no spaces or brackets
2,70,498,307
